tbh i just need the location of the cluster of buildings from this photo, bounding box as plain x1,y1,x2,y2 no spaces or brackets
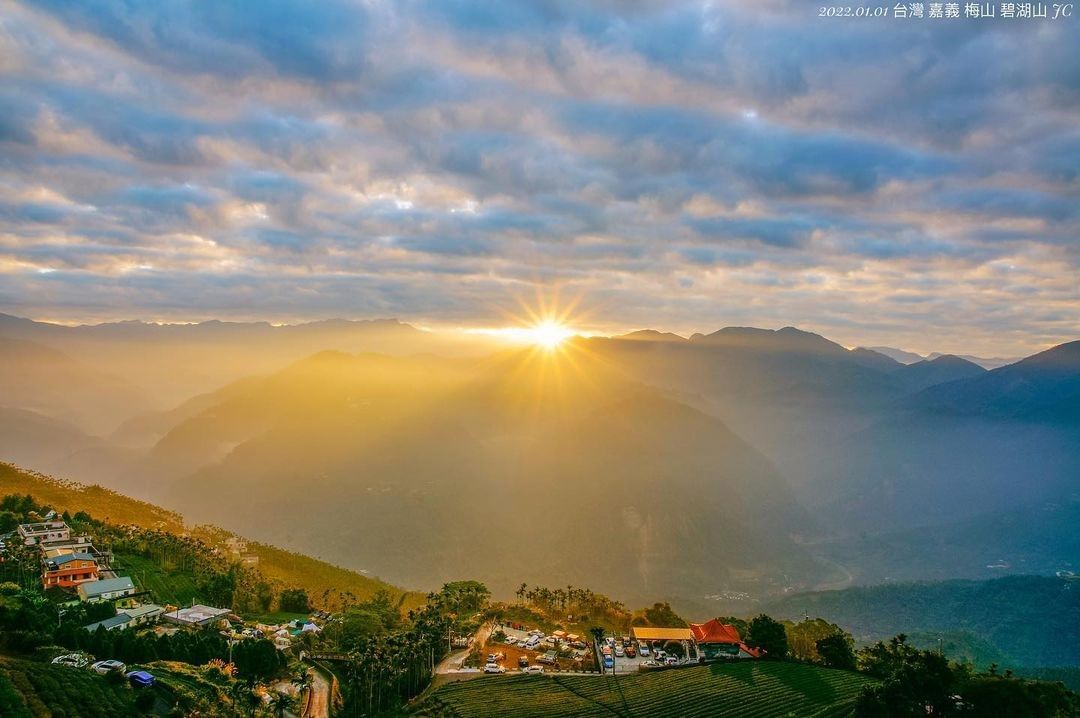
15,517,105,588
630,618,761,661
9,517,172,633
7,515,320,649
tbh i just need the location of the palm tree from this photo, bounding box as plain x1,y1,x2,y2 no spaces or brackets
267,691,295,718
290,667,311,700
228,680,251,718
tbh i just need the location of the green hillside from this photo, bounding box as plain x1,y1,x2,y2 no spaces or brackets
414,662,875,717
764,576,1080,668
0,462,421,611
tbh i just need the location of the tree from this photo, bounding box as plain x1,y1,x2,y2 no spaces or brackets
267,691,296,718
438,581,490,615
633,602,687,627
747,614,788,660
855,635,959,717
816,632,857,670
279,588,310,613
255,582,274,612
961,674,1079,716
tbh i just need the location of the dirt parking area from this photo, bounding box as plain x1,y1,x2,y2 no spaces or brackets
482,639,590,673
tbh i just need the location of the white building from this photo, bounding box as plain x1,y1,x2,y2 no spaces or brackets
163,604,231,628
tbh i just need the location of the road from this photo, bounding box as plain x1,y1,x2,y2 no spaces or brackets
303,666,331,718
809,553,855,591
436,621,493,675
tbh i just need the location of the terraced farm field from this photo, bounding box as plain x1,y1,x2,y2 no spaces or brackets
415,661,875,717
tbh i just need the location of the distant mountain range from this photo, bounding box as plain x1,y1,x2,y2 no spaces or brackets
0,313,500,434
1,312,1077,607
865,345,1019,370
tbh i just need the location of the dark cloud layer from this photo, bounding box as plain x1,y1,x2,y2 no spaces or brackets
0,0,1076,355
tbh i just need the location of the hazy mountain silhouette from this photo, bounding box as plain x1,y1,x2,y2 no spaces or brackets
0,313,503,432
815,340,1080,532
0,335,153,433
133,347,827,603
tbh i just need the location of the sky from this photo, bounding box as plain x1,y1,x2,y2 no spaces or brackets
0,0,1077,356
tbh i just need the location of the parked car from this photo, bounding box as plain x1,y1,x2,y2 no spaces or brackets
524,638,541,649
504,636,517,645
614,645,625,657
521,665,544,674
603,656,614,670
640,660,659,667
518,656,529,668
487,653,498,663
625,645,636,658
543,636,557,646
638,643,650,657
653,650,666,660
126,670,155,687
91,660,126,675
664,656,679,666
483,663,506,674
51,654,89,668
536,652,557,665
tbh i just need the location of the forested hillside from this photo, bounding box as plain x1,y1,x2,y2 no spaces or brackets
0,463,419,610
765,576,1080,668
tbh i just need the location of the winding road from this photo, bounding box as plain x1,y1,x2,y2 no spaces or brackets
302,666,331,718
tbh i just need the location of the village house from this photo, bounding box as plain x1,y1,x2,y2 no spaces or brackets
42,551,99,588
77,576,137,603
84,603,165,632
17,520,70,546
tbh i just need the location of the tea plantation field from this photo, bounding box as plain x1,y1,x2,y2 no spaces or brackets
415,661,875,717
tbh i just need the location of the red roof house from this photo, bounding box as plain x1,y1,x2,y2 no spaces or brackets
689,619,761,659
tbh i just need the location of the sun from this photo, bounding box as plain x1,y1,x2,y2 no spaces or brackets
525,319,574,350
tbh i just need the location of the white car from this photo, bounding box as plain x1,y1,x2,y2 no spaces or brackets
614,645,625,657
91,659,126,675
51,654,89,668
521,665,544,674
638,643,650,657
504,636,517,645
483,663,506,674
664,656,679,666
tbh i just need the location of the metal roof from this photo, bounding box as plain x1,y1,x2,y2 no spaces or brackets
78,576,135,597
629,627,693,641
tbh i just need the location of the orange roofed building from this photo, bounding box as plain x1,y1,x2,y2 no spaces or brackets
689,619,761,660
42,552,99,588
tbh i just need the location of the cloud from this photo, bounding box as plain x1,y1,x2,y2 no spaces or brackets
0,0,1076,355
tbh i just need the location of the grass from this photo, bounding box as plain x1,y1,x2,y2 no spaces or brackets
113,552,202,607
414,661,876,717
